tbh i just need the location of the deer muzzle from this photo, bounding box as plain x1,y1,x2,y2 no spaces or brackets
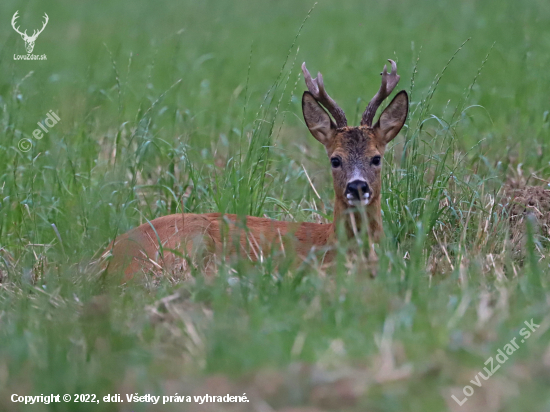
345,180,371,205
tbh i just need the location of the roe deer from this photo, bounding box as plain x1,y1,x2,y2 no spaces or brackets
103,59,408,280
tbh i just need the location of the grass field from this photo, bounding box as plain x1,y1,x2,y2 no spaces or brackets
1,0,550,411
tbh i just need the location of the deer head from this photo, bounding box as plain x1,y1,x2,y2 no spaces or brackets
302,60,408,238
11,11,49,54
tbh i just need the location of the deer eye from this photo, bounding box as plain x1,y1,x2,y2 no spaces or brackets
372,155,381,166
330,157,342,168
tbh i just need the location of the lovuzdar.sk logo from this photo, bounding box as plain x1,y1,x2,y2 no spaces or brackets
11,10,48,61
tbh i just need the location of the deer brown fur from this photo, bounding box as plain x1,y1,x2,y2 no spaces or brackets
103,60,408,280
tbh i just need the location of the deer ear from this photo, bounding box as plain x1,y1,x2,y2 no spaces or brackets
302,91,336,145
373,90,408,145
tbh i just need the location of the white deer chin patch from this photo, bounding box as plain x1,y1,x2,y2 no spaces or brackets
346,192,371,206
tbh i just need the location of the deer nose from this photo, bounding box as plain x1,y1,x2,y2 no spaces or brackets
345,180,370,202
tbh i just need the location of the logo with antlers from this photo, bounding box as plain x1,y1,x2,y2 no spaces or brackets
11,11,49,54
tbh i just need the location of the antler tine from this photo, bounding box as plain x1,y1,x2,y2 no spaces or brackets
11,10,19,26
302,62,347,128
29,13,49,40
41,13,49,30
11,11,26,36
361,59,401,127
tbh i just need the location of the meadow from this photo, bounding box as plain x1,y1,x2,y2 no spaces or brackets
0,0,550,411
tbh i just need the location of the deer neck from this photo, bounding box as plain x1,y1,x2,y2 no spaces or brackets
332,195,382,243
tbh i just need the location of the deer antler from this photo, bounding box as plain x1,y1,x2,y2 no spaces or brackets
361,59,400,127
11,11,27,37
302,62,347,128
28,13,49,40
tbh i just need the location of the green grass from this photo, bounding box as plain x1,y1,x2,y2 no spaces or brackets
1,0,550,411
